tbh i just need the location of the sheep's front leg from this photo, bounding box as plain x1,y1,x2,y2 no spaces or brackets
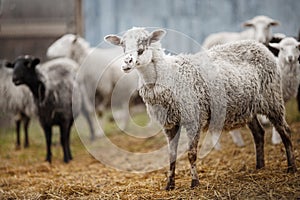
187,129,200,188
15,119,21,150
23,115,30,148
164,125,180,190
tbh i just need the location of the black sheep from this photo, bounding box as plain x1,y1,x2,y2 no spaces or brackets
6,56,83,163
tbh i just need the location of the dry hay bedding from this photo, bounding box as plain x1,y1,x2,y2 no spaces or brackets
0,121,300,199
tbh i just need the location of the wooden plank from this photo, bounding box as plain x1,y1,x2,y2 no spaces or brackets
0,22,68,38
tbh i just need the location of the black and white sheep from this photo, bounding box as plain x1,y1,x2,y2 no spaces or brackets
0,59,35,149
105,27,296,190
6,56,84,163
269,37,300,144
46,34,139,130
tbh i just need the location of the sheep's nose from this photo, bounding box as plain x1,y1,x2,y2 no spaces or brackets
288,56,293,62
125,55,134,64
126,58,133,64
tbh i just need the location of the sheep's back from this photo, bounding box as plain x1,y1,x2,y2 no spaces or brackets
0,64,35,116
37,59,82,120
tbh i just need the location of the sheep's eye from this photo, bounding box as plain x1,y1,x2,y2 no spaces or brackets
280,47,284,51
137,49,144,56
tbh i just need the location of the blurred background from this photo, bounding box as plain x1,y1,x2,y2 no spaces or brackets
0,0,299,126
0,0,299,61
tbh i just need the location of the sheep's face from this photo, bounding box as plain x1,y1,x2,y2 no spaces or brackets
6,56,40,86
47,34,77,59
270,38,300,64
105,28,166,73
243,16,279,44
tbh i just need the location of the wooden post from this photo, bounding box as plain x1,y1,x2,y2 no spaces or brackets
75,0,84,36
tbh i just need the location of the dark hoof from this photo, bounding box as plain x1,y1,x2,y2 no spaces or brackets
45,158,52,163
24,144,29,148
256,164,265,170
287,166,297,173
191,179,200,189
165,182,175,191
15,145,21,150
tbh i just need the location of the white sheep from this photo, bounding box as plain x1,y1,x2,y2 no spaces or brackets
0,59,35,149
105,27,296,190
203,16,281,149
47,34,139,130
202,15,280,49
268,37,300,144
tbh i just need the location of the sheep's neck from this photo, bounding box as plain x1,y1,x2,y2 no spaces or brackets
70,45,88,64
137,63,157,85
26,77,45,103
137,45,165,86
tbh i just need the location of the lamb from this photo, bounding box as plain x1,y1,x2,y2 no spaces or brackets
0,59,35,149
104,27,296,190
202,15,280,49
6,56,85,163
46,34,139,130
268,37,300,144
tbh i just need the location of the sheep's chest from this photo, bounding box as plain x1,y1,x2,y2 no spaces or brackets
139,84,180,127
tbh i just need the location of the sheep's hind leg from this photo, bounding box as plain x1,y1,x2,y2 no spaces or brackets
43,125,52,163
82,104,95,141
67,123,73,160
268,115,297,173
187,127,200,188
247,116,265,169
60,124,71,163
164,125,180,190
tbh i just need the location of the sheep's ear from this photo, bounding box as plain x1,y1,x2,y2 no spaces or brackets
270,20,280,26
31,58,40,68
72,36,78,44
104,35,122,46
269,43,280,50
5,62,14,68
149,29,166,44
243,20,254,27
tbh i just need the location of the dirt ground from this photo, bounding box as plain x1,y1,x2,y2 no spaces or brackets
1,109,300,199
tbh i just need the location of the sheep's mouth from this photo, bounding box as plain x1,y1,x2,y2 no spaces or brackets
13,79,23,85
122,67,133,73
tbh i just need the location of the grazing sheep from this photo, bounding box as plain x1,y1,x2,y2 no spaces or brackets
105,27,297,190
0,59,35,149
269,37,300,144
47,34,139,130
202,15,280,49
6,56,84,163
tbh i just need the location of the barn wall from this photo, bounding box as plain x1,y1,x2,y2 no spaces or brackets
0,0,83,127
0,0,83,61
83,0,300,53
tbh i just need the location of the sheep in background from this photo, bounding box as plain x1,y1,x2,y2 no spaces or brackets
42,57,96,141
0,59,35,149
6,56,86,163
46,34,139,130
202,15,280,49
269,37,300,144
105,27,296,190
